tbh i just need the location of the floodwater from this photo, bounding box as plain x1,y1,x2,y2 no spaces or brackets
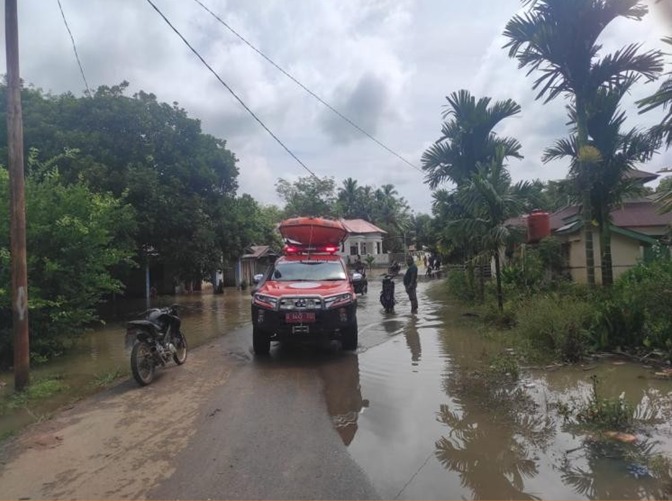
2,277,672,499
0,286,252,436
322,280,672,500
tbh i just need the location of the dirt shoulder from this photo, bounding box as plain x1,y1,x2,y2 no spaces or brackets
0,341,233,500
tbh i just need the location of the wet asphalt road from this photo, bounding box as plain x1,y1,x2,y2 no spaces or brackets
149,275,421,500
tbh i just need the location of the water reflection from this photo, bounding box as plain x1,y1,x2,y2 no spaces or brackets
560,438,672,500
435,368,554,500
320,354,365,446
403,317,421,364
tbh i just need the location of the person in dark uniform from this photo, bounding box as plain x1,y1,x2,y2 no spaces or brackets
403,255,418,313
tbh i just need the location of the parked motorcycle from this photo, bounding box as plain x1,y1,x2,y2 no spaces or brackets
352,271,368,295
125,304,188,386
380,274,396,313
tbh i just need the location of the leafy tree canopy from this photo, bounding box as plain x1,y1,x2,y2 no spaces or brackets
0,81,244,283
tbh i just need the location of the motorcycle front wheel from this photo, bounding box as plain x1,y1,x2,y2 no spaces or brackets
172,332,188,365
131,341,155,386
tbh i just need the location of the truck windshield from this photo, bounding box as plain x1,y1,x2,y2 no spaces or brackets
271,261,346,281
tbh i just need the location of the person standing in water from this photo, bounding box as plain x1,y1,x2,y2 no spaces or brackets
403,255,418,313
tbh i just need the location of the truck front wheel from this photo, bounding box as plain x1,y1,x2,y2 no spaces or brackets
253,325,271,355
341,318,358,351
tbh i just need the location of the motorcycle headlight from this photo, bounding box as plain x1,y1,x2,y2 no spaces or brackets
253,294,278,310
324,293,354,309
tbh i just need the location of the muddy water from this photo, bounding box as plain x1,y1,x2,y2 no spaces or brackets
323,280,672,500
0,287,251,436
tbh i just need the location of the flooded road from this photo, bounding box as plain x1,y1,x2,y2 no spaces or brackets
2,276,672,499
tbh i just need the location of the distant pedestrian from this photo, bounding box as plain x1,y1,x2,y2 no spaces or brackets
403,254,418,313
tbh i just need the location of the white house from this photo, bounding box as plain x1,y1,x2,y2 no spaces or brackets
339,219,388,265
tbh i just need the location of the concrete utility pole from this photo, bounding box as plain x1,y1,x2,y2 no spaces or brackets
5,0,30,391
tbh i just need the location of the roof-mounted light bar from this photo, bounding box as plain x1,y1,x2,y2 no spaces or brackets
284,243,339,255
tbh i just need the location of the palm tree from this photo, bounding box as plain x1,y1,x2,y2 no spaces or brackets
451,149,534,310
544,79,658,285
374,184,411,247
639,37,672,213
638,37,672,148
503,0,663,285
336,177,361,219
421,89,523,189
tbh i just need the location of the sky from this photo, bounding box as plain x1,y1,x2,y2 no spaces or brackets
1,0,671,214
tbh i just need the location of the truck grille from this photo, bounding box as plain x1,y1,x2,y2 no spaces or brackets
278,297,322,310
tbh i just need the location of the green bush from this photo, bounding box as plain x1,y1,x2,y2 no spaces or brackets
514,293,594,362
590,255,672,358
0,165,136,367
446,269,476,302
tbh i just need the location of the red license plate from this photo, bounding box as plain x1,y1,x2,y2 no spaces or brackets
285,312,316,323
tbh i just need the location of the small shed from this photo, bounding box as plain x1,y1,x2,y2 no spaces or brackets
239,246,277,287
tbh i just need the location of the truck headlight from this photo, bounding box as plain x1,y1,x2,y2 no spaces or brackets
324,293,354,309
253,294,278,310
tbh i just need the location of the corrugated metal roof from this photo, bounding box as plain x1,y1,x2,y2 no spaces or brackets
242,245,275,259
611,201,672,228
549,200,672,234
340,219,387,234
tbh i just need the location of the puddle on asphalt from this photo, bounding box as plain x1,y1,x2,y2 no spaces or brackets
321,281,672,500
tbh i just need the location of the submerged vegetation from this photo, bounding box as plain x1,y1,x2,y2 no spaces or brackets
447,244,672,364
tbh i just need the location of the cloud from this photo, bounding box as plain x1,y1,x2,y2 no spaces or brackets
1,0,670,216
320,73,396,144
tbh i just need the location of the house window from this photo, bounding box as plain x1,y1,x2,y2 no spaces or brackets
361,243,367,254
350,245,358,256
376,242,381,254
341,242,345,253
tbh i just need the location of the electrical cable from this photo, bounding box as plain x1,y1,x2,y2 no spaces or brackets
193,0,423,174
56,0,91,96
145,0,319,180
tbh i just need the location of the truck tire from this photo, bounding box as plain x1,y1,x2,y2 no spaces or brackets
341,318,358,351
253,325,271,355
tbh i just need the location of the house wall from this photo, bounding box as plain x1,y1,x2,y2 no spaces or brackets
564,230,643,284
340,234,384,257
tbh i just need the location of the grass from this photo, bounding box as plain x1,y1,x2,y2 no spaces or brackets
0,375,69,415
90,368,126,388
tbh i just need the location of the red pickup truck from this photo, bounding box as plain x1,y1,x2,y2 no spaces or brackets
250,218,358,355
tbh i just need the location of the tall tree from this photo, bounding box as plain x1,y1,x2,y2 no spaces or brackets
544,80,657,285
422,90,523,189
276,175,337,218
451,149,534,310
336,177,364,219
638,37,672,149
503,0,663,285
0,82,241,285
422,90,523,289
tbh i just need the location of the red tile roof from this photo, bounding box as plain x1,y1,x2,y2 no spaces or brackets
340,219,387,234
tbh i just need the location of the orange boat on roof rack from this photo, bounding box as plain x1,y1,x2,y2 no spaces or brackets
278,217,347,246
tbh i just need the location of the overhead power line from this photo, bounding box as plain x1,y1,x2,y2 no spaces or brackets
145,0,319,180
193,0,423,174
56,0,91,96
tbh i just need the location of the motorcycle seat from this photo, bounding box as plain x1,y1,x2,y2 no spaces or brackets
127,319,163,331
